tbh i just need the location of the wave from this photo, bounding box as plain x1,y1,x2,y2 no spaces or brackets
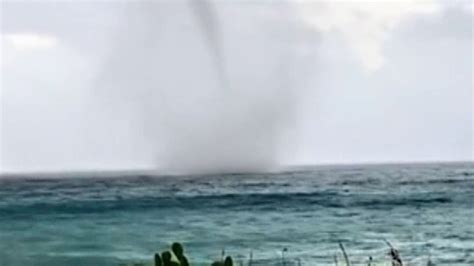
0,189,460,219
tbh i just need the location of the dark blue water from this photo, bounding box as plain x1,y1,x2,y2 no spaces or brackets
0,163,473,265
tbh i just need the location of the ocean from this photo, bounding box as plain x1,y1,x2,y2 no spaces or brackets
0,163,473,265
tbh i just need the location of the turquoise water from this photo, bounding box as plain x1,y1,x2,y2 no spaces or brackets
0,163,473,265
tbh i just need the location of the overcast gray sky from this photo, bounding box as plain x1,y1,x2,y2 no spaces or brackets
1,0,473,173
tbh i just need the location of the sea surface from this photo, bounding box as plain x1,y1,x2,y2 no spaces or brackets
0,163,473,266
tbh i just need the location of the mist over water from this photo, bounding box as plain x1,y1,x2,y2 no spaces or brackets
98,1,316,174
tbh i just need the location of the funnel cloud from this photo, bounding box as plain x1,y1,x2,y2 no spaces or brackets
97,1,312,174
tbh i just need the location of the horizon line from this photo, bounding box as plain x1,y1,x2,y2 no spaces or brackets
1,159,472,178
